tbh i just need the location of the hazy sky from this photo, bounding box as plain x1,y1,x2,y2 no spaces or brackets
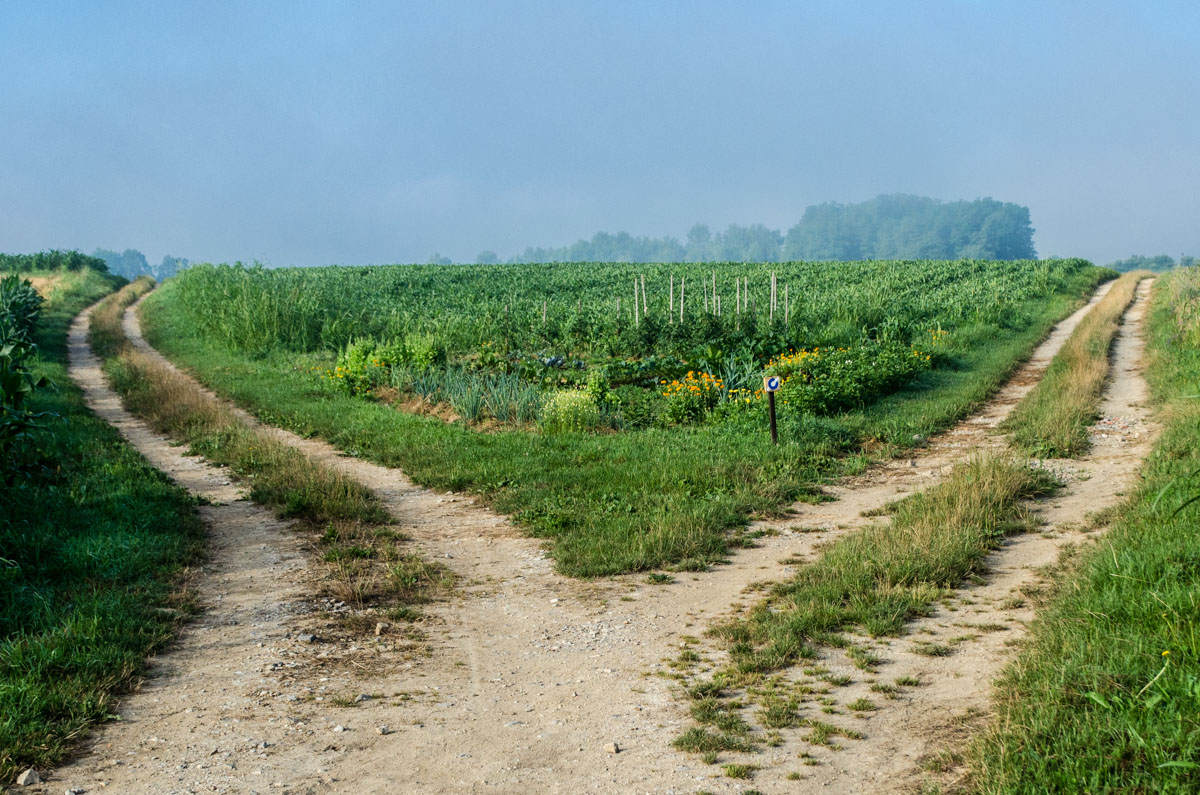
2,1,1198,266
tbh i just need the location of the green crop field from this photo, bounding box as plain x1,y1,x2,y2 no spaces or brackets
143,258,1108,576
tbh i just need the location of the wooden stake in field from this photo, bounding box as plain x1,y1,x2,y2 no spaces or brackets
680,276,685,324
542,299,547,325
669,274,674,324
784,283,789,325
640,274,648,315
633,278,639,328
770,272,776,322
712,270,717,315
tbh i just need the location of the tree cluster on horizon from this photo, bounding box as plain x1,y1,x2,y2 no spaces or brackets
465,194,1038,265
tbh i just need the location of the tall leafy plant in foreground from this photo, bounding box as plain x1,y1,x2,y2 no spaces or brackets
0,275,53,477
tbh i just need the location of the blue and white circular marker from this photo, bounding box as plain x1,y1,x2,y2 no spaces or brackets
765,376,781,392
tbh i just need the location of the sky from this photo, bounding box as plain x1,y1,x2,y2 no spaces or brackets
2,1,1198,266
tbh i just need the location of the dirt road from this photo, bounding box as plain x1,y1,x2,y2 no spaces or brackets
44,280,1154,794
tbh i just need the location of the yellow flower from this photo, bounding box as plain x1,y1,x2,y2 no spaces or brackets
1163,650,1171,657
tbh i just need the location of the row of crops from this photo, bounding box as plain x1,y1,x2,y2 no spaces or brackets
167,258,1102,431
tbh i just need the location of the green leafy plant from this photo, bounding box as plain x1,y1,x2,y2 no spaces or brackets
0,274,54,477
541,389,601,433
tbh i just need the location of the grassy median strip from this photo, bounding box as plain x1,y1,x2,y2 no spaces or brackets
672,455,1054,755
90,281,451,612
1004,271,1147,458
1,268,204,782
969,269,1200,793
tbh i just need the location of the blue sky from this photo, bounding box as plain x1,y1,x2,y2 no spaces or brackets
2,1,1198,265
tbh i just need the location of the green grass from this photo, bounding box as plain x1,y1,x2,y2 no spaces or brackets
1004,270,1148,457
673,455,1053,753
0,268,206,783
138,268,1104,577
969,268,1200,793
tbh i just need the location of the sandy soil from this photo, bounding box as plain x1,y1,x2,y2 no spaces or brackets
36,279,1154,794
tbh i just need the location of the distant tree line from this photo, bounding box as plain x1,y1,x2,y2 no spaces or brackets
780,195,1036,261
458,194,1038,265
92,249,189,281
1107,254,1195,272
0,250,108,273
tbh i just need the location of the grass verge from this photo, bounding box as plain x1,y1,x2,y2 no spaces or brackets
672,455,1054,754
968,268,1200,792
1003,271,1149,457
90,282,452,612
1,268,204,783
137,269,1105,577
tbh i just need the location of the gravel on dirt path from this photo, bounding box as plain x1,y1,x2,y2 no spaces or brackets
44,279,1149,794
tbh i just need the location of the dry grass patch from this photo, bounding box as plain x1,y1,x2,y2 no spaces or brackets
1005,271,1149,457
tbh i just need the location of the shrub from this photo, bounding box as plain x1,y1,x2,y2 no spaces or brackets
334,333,446,395
541,389,601,433
335,338,389,395
660,370,724,424
1,275,53,477
766,341,931,415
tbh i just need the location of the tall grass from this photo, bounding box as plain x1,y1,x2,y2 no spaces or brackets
87,275,154,359
969,268,1200,792
1004,271,1148,457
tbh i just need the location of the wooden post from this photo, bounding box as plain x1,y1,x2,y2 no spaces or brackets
764,375,780,445
712,270,716,315
680,276,685,324
640,274,648,315
669,274,674,324
770,272,775,322
784,283,789,325
634,278,639,328
768,391,778,445
542,299,547,324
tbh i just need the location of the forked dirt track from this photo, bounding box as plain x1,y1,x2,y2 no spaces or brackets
46,279,1154,794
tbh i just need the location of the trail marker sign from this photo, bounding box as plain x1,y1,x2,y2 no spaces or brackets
763,376,780,444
